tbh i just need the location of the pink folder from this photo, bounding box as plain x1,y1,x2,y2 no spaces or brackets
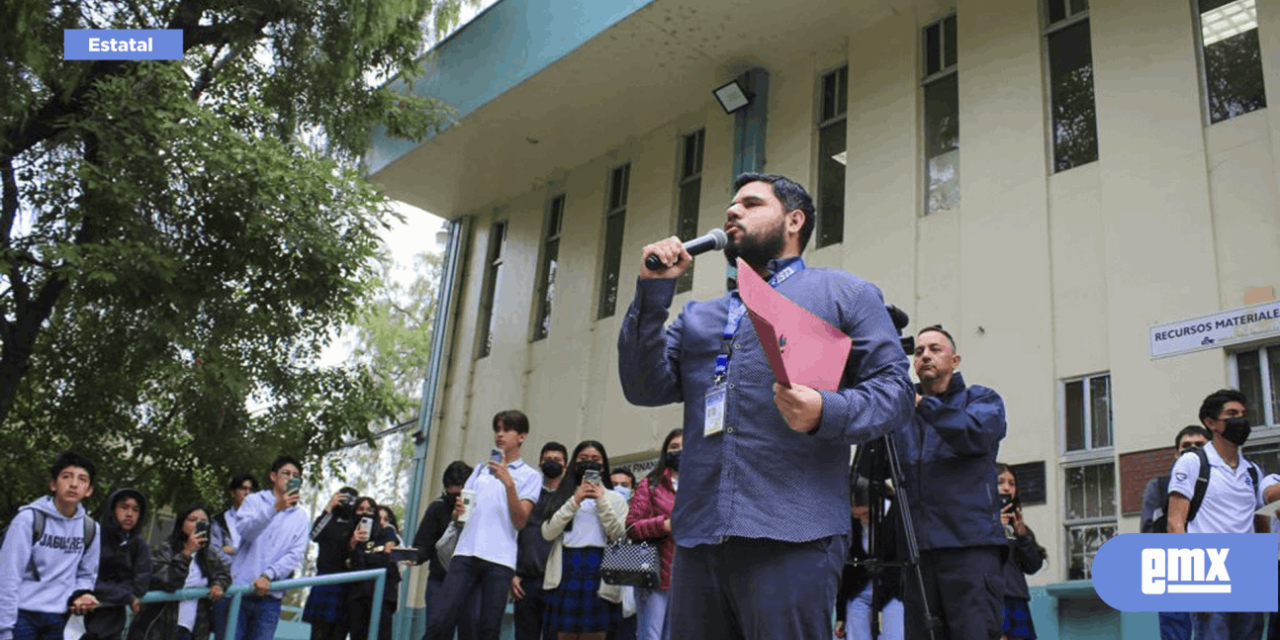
735,257,851,391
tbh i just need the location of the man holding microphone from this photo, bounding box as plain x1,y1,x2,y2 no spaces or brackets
617,173,914,640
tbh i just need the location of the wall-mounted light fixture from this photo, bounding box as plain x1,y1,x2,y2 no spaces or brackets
713,79,752,114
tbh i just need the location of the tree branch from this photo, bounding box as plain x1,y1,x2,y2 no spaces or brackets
0,157,16,248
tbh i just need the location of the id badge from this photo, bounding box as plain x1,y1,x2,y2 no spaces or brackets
704,381,727,436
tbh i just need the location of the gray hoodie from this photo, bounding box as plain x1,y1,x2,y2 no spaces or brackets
0,496,101,640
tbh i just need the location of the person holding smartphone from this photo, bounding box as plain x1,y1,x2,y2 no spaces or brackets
996,464,1046,640
129,504,230,640
302,487,359,640
540,440,629,640
83,488,152,640
346,497,400,640
213,456,310,640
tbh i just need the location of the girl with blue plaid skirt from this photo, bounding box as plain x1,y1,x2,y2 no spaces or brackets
541,441,629,640
998,464,1047,640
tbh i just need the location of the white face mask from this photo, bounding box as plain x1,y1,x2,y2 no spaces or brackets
614,486,632,501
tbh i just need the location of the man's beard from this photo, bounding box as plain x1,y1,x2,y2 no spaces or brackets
724,218,786,270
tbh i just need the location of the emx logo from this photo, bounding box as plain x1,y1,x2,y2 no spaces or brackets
1093,534,1277,612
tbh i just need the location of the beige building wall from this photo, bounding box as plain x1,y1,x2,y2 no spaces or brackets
414,0,1280,586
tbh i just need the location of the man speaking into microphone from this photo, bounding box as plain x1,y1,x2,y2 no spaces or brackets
617,173,914,640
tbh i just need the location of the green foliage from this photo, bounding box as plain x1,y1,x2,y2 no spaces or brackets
0,0,470,520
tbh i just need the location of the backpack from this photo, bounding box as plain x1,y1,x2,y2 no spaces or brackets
0,510,98,580
1150,446,1259,533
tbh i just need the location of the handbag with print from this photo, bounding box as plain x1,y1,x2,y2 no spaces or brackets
600,526,660,589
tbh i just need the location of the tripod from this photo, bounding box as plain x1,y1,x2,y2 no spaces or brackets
848,434,939,640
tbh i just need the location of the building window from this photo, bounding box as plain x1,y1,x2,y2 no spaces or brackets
816,66,847,247
532,195,565,341
475,221,507,359
676,130,705,294
1064,373,1113,452
1045,0,1099,172
923,15,959,215
1064,461,1117,579
1196,0,1266,124
1234,345,1280,426
598,164,630,320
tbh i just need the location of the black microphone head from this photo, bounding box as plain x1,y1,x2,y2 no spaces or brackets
707,228,727,250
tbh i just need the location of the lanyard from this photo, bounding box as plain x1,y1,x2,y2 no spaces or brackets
714,259,805,381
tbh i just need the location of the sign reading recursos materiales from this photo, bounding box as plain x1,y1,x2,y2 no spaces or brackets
1149,300,1280,359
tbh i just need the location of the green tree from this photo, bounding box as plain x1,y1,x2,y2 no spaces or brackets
0,0,472,519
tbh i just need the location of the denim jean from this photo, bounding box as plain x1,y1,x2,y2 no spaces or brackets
841,585,903,640
1193,612,1262,640
14,611,66,640
213,595,283,640
423,555,514,640
1157,611,1192,640
635,588,670,640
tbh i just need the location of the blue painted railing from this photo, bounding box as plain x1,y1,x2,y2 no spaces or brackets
137,568,387,640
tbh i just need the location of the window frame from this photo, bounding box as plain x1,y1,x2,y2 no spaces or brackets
815,64,848,248
675,129,705,294
1229,341,1280,428
474,220,508,360
597,163,631,320
1041,0,1099,173
1060,371,1115,458
531,194,566,342
1191,0,1268,125
922,14,960,217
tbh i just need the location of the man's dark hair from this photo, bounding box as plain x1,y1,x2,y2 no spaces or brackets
733,173,817,253
227,473,259,493
270,456,303,474
442,460,473,487
493,409,530,435
339,486,359,497
611,468,637,487
1174,425,1211,450
1198,388,1248,424
917,324,957,352
51,452,95,484
541,441,568,460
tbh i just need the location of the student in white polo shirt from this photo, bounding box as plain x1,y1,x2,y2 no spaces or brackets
1167,389,1268,640
424,410,542,640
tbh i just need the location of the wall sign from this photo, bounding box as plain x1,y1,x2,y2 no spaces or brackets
1149,300,1280,359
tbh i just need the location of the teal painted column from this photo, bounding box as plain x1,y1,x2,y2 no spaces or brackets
731,67,770,178
393,216,470,640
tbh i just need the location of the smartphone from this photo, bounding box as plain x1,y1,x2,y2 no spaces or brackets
389,547,419,563
194,520,210,544
583,469,602,486
488,447,503,474
286,476,302,496
999,494,1013,511
359,516,374,536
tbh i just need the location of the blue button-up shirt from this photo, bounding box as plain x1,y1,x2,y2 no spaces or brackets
617,258,914,546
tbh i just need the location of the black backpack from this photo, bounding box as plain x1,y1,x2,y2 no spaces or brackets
0,510,98,580
1149,446,1259,533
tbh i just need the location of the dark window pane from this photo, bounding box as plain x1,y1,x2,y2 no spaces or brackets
676,179,702,294
1070,0,1088,15
1203,28,1266,124
1084,464,1100,518
1066,466,1084,520
598,213,626,319
620,165,630,207
944,16,957,68
683,133,698,178
1200,0,1238,12
1268,347,1280,425
817,119,846,248
822,71,839,121
534,239,559,340
477,223,506,358
610,166,630,210
924,73,960,215
925,24,941,76
694,129,705,174
548,197,563,237
837,67,848,116
1090,375,1112,448
1237,349,1264,425
1048,21,1099,172
1065,379,1085,451
1099,462,1115,516
1049,0,1066,24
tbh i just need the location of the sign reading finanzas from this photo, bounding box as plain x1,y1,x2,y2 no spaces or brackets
1149,300,1280,359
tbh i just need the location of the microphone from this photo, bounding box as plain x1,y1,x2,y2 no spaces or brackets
645,229,728,271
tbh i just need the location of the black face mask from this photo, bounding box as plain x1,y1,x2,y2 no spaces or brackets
444,492,459,507
665,450,681,472
1222,417,1252,446
541,460,564,479
575,460,603,480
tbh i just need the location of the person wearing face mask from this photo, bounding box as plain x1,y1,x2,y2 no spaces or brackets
1167,388,1268,640
410,461,474,637
346,497,399,640
995,464,1045,640
541,441,629,640
513,442,569,640
624,429,682,640
302,486,359,640
606,469,638,640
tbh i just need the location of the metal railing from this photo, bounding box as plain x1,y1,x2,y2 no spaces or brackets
137,568,387,640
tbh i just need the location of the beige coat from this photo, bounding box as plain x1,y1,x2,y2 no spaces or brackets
540,488,628,602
